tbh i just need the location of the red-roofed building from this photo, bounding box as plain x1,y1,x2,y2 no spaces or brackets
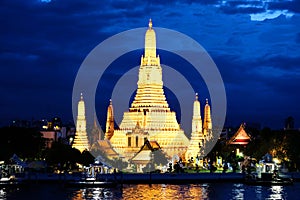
228,123,251,146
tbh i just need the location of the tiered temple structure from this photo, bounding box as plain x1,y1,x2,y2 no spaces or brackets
109,20,190,160
72,93,90,152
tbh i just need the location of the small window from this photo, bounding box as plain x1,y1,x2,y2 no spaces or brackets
128,137,131,147
136,136,139,147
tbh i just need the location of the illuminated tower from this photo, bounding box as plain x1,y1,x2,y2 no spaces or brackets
185,93,205,162
111,20,189,159
192,93,202,133
203,99,212,137
105,99,114,140
72,93,89,152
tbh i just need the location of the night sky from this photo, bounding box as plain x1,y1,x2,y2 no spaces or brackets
1,0,300,131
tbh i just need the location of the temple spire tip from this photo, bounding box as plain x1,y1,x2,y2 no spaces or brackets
148,18,152,29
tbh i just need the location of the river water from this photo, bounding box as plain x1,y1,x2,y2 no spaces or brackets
1,182,299,200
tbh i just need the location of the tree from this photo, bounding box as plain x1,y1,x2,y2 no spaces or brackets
0,127,44,161
45,142,81,170
80,150,95,167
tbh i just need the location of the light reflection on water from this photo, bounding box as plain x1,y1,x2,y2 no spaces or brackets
71,184,211,200
231,184,245,200
119,184,210,200
0,189,7,199
255,185,263,199
267,186,285,200
0,182,299,199
69,183,297,200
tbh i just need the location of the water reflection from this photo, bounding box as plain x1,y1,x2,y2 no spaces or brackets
72,188,115,200
71,184,210,200
0,189,7,199
126,184,211,199
231,183,245,199
255,186,263,199
69,183,295,200
267,186,285,200
0,182,293,200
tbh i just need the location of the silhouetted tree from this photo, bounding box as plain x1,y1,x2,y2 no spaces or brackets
45,142,81,170
0,127,44,161
80,150,95,167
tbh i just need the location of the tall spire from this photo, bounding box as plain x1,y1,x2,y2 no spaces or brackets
148,18,152,29
105,99,114,140
185,93,204,163
203,98,212,136
72,93,89,152
132,19,166,111
143,19,157,63
192,93,202,133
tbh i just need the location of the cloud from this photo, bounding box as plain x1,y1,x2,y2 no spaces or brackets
250,9,294,21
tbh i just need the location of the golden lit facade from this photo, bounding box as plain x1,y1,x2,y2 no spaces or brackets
203,99,212,137
110,20,189,159
185,93,205,161
104,99,114,140
72,93,90,152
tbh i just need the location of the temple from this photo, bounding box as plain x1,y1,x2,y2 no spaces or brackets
109,19,190,160
228,123,251,158
98,20,213,168
228,123,251,146
72,93,90,152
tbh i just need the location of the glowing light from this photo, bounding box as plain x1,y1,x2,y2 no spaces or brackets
273,157,281,164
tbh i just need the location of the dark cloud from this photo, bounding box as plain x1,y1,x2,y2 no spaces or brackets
269,0,300,13
296,33,300,43
220,5,265,15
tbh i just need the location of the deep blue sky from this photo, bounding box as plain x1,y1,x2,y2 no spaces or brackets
1,0,300,130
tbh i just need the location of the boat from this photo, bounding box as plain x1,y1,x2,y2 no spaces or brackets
65,180,117,188
64,177,117,188
0,177,24,188
64,164,117,188
244,178,293,186
244,172,293,186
